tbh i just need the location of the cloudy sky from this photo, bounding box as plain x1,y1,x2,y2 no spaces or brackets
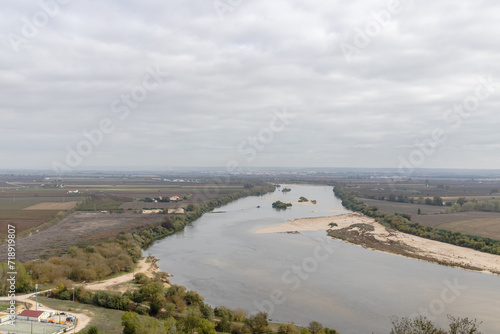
1,0,499,172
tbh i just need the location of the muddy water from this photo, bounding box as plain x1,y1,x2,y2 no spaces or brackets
148,185,500,333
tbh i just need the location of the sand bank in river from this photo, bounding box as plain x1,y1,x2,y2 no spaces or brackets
254,213,500,275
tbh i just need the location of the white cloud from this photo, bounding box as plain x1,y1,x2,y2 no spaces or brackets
1,0,500,170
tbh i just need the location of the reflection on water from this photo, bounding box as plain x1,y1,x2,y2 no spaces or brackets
148,185,500,334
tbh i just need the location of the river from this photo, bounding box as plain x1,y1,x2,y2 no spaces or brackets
147,185,500,333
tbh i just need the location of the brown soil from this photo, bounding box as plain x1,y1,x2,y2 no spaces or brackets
23,202,78,210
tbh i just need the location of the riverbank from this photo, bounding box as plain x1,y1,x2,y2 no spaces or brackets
255,213,500,275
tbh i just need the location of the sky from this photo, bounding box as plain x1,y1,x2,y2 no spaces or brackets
1,0,499,172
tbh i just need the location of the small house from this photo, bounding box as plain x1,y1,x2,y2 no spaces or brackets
16,310,48,322
142,209,163,214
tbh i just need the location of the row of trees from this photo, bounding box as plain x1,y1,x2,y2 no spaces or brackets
369,193,500,212
390,315,483,334
379,194,446,206
446,198,500,213
333,184,500,255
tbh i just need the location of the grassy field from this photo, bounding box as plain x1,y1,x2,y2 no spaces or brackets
36,296,125,334
0,302,8,311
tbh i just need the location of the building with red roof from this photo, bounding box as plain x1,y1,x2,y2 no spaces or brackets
16,310,47,322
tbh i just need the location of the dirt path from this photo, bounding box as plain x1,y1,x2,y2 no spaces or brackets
82,257,151,291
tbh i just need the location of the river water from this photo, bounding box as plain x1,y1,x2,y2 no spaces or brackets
147,185,500,333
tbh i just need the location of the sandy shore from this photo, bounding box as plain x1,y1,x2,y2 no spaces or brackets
255,216,339,234
255,213,500,275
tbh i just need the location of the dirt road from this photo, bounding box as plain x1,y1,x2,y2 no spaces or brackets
83,257,150,291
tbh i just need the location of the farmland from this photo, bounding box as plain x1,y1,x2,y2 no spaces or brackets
0,173,260,261
345,176,500,199
23,201,79,210
341,176,500,242
414,212,500,240
0,209,61,237
362,198,445,216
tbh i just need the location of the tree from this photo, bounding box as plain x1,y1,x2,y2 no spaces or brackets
390,316,444,334
324,328,339,334
197,318,217,334
163,303,176,318
447,315,483,334
185,290,204,306
122,312,139,334
390,315,483,334
216,312,232,333
87,326,99,334
0,262,32,294
140,281,164,301
149,292,166,315
418,208,421,215
433,196,443,206
308,321,324,334
244,312,269,334
183,308,203,334
457,197,467,206
278,323,298,334
200,303,214,320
